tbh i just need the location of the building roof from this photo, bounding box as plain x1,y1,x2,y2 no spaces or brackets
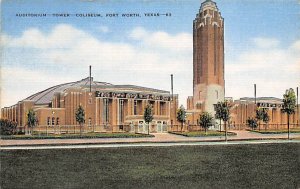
24,77,170,105
237,97,283,104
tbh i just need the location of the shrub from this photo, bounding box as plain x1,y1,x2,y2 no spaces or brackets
0,119,17,135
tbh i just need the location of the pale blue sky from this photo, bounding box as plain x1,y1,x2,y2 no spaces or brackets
1,0,300,107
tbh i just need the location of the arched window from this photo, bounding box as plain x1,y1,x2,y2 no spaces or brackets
52,117,55,126
215,90,219,99
47,117,50,125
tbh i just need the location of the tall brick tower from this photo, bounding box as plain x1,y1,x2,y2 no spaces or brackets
189,0,224,114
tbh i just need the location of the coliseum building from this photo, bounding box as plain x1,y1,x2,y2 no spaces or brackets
1,76,178,133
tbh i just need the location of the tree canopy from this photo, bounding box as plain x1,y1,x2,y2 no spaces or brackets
282,88,296,115
215,101,230,122
27,109,37,128
75,105,85,125
144,104,153,124
177,105,186,128
282,88,296,139
144,104,153,135
199,112,214,133
256,108,270,126
247,117,258,130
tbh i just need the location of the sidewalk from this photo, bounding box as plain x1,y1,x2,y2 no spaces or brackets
1,131,299,147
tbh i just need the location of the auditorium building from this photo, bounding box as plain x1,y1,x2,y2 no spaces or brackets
1,75,179,133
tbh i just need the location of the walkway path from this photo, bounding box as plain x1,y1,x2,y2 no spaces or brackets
1,131,299,147
2,139,299,150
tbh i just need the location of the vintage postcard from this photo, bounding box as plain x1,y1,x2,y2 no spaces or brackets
1,0,299,188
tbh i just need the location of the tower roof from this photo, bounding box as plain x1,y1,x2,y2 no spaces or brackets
200,0,218,13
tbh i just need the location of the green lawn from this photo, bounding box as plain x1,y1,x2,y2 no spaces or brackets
1,143,299,189
169,131,237,137
0,132,154,140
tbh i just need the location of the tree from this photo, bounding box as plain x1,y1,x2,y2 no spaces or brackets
214,102,222,132
215,101,231,141
75,105,85,136
256,108,270,131
0,119,17,135
262,109,270,131
282,88,296,139
215,101,227,132
144,104,153,135
176,105,186,132
27,109,37,135
199,112,214,134
247,117,258,130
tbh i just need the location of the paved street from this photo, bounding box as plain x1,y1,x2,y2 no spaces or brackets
1,131,299,148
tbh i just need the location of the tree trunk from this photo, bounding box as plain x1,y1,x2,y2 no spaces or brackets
147,122,150,135
258,121,261,131
287,114,290,140
181,122,183,132
219,119,222,132
80,124,82,136
265,123,267,131
225,121,227,142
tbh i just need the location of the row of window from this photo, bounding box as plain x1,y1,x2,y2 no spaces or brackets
103,99,167,123
47,117,59,125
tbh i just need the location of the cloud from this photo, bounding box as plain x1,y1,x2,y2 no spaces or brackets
2,25,299,108
129,27,192,52
225,37,300,100
252,37,280,48
1,66,77,107
98,26,109,33
1,24,192,107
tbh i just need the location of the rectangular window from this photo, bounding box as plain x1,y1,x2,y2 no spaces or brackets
88,118,92,126
134,100,137,115
119,100,124,124
103,99,109,124
160,102,165,115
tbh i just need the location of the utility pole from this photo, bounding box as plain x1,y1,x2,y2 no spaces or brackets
297,87,299,127
171,74,173,101
89,65,92,92
254,84,257,104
